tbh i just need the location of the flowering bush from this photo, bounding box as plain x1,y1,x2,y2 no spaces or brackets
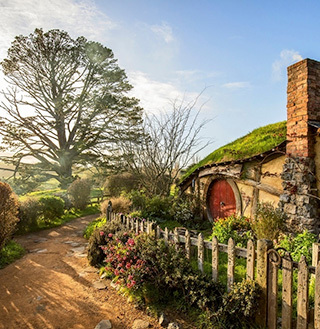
87,219,126,266
210,215,253,247
101,231,149,290
90,223,261,327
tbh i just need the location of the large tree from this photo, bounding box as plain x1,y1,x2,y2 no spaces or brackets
0,28,143,187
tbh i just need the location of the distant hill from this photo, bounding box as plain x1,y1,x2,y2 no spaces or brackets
0,162,15,179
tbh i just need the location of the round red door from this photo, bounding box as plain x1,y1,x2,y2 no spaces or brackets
208,180,236,219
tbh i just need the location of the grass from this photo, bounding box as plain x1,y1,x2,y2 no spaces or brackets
182,120,286,181
0,240,25,269
83,215,107,239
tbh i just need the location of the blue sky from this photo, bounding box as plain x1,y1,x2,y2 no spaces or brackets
1,0,320,159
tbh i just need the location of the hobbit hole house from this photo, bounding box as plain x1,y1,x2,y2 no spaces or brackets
180,58,320,234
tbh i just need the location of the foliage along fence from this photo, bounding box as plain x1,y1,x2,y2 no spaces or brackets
109,212,320,329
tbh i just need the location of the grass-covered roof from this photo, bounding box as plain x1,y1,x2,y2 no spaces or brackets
182,121,286,181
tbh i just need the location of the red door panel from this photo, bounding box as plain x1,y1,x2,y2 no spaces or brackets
209,180,236,219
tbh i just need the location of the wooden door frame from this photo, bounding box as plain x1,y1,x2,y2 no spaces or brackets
205,175,242,222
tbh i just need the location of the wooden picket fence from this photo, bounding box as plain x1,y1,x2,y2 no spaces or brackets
111,213,320,329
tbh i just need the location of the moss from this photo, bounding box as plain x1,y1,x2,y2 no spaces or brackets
182,121,286,181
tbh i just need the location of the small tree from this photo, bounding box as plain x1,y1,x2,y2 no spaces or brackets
119,93,211,196
0,182,19,250
68,178,92,210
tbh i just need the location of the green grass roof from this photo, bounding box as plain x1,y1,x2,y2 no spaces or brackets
182,121,286,181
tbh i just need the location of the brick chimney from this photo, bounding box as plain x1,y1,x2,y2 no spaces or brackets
286,58,320,157
279,58,320,233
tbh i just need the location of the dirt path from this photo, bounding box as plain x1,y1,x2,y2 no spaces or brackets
0,215,165,329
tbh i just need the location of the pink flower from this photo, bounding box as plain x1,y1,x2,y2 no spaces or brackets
127,238,135,246
126,263,131,269
100,231,104,236
108,233,113,238
128,275,133,280
114,269,119,276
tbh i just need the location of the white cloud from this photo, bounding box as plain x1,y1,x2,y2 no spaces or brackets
0,0,116,60
127,71,200,114
150,21,174,43
222,81,251,89
272,49,303,81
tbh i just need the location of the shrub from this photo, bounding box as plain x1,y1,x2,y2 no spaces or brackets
57,192,73,210
210,280,261,329
87,218,126,266
252,202,284,241
100,196,132,215
130,234,224,309
68,178,92,210
210,215,252,247
39,196,65,222
0,182,19,250
105,173,139,196
171,194,210,230
18,197,41,232
127,190,146,210
101,232,148,291
171,196,195,225
144,195,173,220
276,230,317,263
0,240,25,269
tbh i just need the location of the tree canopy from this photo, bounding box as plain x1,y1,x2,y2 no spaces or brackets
0,28,143,188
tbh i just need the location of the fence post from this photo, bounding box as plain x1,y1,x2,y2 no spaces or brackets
246,239,255,280
164,227,169,245
312,243,320,269
227,237,235,292
106,200,112,220
198,233,204,273
136,219,139,234
185,230,191,259
149,222,154,236
282,252,293,329
174,228,179,250
255,239,273,327
212,236,219,282
267,249,281,329
297,255,308,329
140,220,144,233
315,261,320,329
156,225,161,239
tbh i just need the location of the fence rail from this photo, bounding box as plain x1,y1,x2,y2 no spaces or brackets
111,212,320,328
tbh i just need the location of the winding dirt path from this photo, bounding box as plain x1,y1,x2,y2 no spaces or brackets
0,215,164,329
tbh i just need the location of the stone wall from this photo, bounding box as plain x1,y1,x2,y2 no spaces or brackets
279,157,319,233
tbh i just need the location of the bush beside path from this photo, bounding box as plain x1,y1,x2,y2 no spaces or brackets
0,214,164,329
